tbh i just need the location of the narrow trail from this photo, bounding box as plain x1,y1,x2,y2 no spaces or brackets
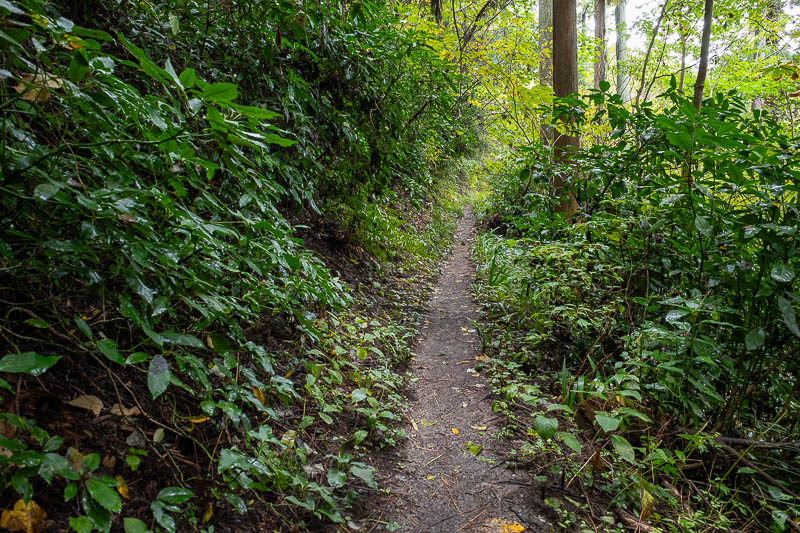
375,208,548,532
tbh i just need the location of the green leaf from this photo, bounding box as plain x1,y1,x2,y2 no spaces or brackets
147,356,171,399
556,431,582,454
327,469,346,488
745,328,765,351
157,486,194,504
610,434,636,464
771,263,795,283
96,339,124,365
126,455,141,471
24,318,51,328
666,131,693,151
179,69,196,88
64,482,78,501
349,463,377,489
533,415,558,440
0,352,61,376
0,1,25,14
694,215,713,237
264,133,296,147
231,103,280,120
123,517,149,533
161,332,204,348
34,182,61,201
69,516,94,533
202,82,238,102
75,317,93,339
86,478,122,513
353,430,368,445
351,388,368,403
594,412,621,433
778,297,800,337
150,501,175,533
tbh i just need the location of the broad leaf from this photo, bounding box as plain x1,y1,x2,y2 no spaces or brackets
533,415,558,440
147,356,171,399
594,412,621,433
202,82,238,102
0,352,60,376
610,434,636,464
86,479,122,513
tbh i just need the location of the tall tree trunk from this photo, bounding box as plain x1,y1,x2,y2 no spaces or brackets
431,0,442,24
693,0,713,109
539,0,553,143
678,34,687,92
594,0,606,89
553,0,579,216
615,0,630,102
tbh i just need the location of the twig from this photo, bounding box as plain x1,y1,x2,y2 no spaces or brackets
457,508,486,530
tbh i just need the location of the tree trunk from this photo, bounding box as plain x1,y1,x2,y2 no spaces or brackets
539,0,553,143
615,0,630,102
693,0,713,109
594,0,606,89
552,0,579,216
431,0,442,24
636,0,669,105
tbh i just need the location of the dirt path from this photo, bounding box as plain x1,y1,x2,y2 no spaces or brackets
373,208,549,532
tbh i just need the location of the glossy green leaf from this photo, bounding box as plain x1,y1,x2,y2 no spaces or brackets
86,478,122,513
0,352,61,376
147,356,171,399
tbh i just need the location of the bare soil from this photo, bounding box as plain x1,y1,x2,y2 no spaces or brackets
366,208,551,533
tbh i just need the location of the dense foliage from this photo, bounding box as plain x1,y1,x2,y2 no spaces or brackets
0,0,474,530
474,84,800,530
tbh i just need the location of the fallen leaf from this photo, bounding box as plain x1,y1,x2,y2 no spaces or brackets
420,419,438,426
67,395,103,416
187,415,209,424
13,72,63,103
0,499,47,533
426,475,436,480
456,360,471,365
202,503,213,523
470,425,488,431
102,455,116,469
482,518,525,533
451,427,460,435
640,486,655,522
410,418,418,432
463,441,482,456
115,475,129,499
474,355,489,361
110,404,141,417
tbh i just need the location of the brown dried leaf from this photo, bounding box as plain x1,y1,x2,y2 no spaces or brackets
13,72,62,103
67,394,103,416
110,403,141,417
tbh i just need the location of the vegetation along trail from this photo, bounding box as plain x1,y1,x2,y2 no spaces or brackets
374,209,548,532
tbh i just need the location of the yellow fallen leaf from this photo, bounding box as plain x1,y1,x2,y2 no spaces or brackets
202,503,213,523
451,427,460,435
640,486,655,522
456,360,471,365
67,395,103,416
470,425,488,431
115,475,129,499
474,355,489,361
426,475,436,480
482,518,525,533
280,430,297,447
187,415,209,423
0,499,47,533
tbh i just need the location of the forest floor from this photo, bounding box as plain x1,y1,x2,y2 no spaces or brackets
360,209,551,533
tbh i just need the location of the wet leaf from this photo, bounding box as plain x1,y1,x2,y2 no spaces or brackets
770,263,795,283
349,463,376,489
0,352,60,376
110,404,141,417
123,517,148,533
87,478,122,513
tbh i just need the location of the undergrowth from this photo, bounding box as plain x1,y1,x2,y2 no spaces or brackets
472,85,800,532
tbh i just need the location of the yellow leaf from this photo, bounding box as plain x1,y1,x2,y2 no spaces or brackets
640,487,655,522
426,475,435,480
115,475,129,499
187,415,209,424
451,427,460,435
482,518,525,533
470,425,488,431
202,503,213,523
0,499,47,533
251,387,265,405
